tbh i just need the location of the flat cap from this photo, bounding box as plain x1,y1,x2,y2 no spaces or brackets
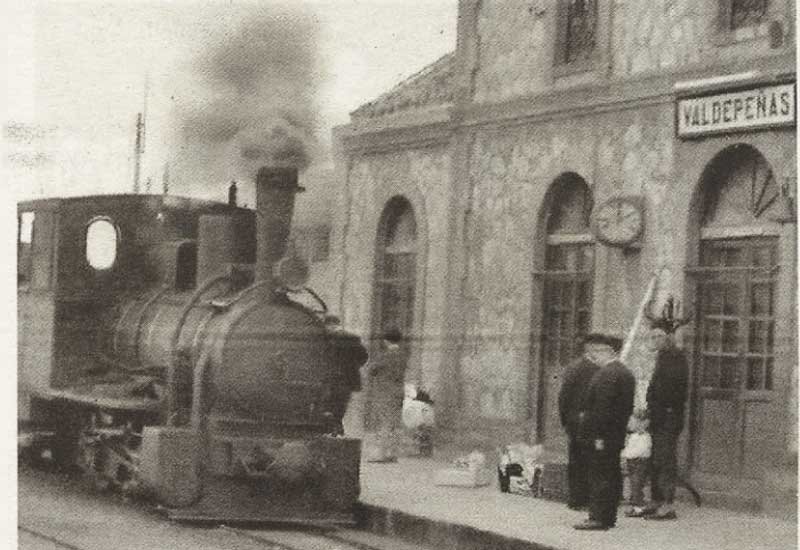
583,332,624,353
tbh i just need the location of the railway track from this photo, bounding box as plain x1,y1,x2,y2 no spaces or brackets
19,522,413,550
18,464,425,550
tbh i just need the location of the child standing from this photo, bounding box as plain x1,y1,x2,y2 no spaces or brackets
622,408,652,517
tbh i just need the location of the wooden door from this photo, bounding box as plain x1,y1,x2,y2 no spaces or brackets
691,238,782,478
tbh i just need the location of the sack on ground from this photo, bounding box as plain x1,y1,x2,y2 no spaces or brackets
497,443,544,496
402,386,435,430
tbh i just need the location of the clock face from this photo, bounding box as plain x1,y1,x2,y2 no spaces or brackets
592,197,644,246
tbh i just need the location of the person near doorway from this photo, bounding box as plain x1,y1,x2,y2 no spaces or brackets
364,327,408,463
573,333,635,531
558,336,603,510
637,326,689,520
323,314,369,436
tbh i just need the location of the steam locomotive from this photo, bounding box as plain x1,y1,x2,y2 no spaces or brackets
17,167,368,524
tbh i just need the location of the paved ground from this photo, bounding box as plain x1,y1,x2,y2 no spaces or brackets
16,453,797,550
359,456,798,550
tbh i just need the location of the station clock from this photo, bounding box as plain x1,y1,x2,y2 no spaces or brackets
591,196,645,248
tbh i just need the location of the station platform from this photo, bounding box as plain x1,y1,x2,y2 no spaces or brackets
356,455,797,550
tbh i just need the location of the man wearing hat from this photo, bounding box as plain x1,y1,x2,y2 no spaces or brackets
558,334,603,510
574,332,635,531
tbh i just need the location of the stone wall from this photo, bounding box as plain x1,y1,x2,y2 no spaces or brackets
468,0,794,105
611,0,791,76
458,102,681,427
341,146,453,396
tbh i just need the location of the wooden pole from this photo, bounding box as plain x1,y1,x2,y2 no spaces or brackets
620,269,662,363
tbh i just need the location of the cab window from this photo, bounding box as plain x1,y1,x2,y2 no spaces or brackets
18,212,35,284
86,217,118,270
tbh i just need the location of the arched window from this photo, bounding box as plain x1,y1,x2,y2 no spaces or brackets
372,197,417,339
537,173,594,443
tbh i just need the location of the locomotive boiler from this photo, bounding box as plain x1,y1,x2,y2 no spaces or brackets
17,167,368,523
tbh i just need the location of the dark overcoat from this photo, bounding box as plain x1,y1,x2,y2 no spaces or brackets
558,357,601,438
646,347,689,433
581,360,636,450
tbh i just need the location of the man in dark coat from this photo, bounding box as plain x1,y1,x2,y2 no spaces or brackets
574,333,635,531
642,327,689,520
558,338,602,510
323,315,369,435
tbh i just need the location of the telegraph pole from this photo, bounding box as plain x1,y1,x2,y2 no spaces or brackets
132,72,149,193
162,162,170,195
133,113,144,193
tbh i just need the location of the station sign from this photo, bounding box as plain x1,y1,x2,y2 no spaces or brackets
677,82,795,138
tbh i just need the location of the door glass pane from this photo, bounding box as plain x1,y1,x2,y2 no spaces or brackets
577,281,590,307
703,246,722,267
560,339,572,365
766,322,774,350
722,321,739,353
702,356,720,387
765,358,774,390
719,358,738,389
703,320,722,352
747,358,764,390
383,255,398,278
750,282,773,316
723,248,742,267
577,311,591,336
723,285,741,315
546,247,565,270
581,245,594,271
751,245,776,267
748,321,765,353
705,283,723,315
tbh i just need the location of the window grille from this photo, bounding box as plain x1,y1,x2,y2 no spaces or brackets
691,239,778,392
539,176,595,368
374,199,416,340
564,0,597,64
730,0,768,29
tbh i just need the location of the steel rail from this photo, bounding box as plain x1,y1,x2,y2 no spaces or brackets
18,525,88,550
222,525,388,550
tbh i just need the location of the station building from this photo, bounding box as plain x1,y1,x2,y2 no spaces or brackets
331,0,797,513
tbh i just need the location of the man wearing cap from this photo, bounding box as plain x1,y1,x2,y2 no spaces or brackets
558,334,603,510
574,333,635,531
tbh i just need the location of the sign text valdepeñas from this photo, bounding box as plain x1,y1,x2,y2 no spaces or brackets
677,83,795,137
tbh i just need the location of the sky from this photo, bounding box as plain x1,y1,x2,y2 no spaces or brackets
3,0,458,201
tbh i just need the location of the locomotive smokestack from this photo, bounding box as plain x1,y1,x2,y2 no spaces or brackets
256,166,304,286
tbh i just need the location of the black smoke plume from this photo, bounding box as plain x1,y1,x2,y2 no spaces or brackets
169,7,321,201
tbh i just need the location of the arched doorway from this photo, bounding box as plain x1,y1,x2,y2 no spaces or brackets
536,174,595,445
367,197,418,427
689,144,785,479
